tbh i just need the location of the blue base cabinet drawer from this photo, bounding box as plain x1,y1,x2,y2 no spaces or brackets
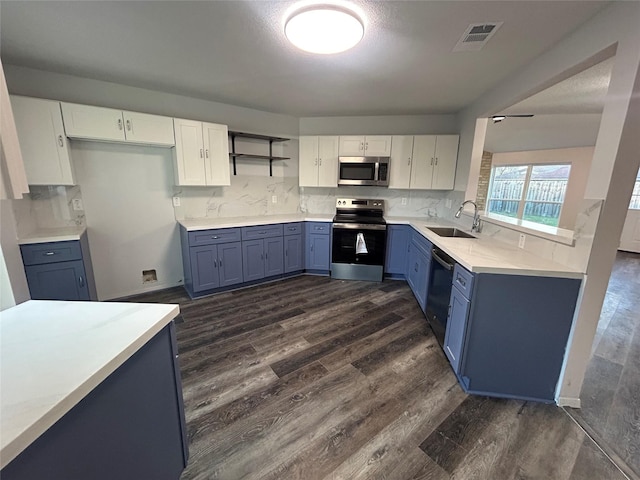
20,234,97,301
242,224,284,241
188,228,242,247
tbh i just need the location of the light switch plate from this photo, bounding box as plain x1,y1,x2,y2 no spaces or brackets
172,196,181,207
401,197,407,206
446,199,452,208
72,198,83,211
272,195,278,204
518,233,526,249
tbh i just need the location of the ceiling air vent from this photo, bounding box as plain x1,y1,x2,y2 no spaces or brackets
453,22,503,52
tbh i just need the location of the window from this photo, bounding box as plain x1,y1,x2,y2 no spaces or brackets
487,164,571,227
629,170,640,210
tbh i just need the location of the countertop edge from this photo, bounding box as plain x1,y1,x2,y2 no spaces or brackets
0,304,180,469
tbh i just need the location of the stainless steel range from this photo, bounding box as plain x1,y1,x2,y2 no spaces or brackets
331,198,387,282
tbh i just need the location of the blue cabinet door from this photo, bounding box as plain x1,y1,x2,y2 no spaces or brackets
242,240,265,282
25,260,90,301
265,237,284,277
217,242,243,287
444,285,471,373
190,245,219,292
306,234,331,271
385,225,410,275
284,235,303,273
406,241,430,312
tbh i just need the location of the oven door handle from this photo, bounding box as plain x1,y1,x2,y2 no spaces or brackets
332,223,387,231
431,249,454,270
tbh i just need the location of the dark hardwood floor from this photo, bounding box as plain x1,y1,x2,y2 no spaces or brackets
565,251,640,480
125,276,627,480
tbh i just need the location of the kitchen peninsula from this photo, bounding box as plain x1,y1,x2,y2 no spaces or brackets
0,300,188,479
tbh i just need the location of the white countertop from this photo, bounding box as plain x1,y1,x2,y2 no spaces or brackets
178,213,334,230
0,300,180,468
386,216,583,279
18,226,87,245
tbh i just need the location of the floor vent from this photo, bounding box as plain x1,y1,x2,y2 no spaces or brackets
453,22,503,52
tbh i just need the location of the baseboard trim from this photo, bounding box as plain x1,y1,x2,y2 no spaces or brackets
557,396,581,408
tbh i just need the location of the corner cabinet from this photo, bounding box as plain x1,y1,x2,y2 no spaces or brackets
10,96,75,186
61,102,175,147
405,232,431,312
384,225,410,276
298,136,339,187
283,223,304,273
389,135,459,190
173,119,230,186
20,233,97,301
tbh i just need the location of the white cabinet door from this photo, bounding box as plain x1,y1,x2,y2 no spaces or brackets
317,136,339,187
364,135,392,156
388,135,413,189
122,111,175,146
432,135,459,190
61,103,125,142
203,122,230,186
173,118,206,186
339,136,365,156
11,96,75,186
299,136,319,187
410,135,436,189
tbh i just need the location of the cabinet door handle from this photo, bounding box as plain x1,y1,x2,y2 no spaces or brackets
205,149,209,158
314,159,318,166
310,244,314,252
219,259,223,267
200,149,204,158
45,251,56,256
214,259,217,267
117,118,123,130
365,142,369,150
414,263,418,272
58,135,64,148
319,158,322,166
78,276,84,288
126,119,132,131
360,142,364,151
285,249,288,257
261,253,264,260
407,158,411,165
430,158,434,165
435,157,438,165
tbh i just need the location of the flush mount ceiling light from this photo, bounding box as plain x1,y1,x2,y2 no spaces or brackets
284,4,364,54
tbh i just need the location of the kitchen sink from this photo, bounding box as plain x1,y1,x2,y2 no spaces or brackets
426,227,476,239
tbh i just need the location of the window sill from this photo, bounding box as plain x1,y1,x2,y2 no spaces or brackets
479,212,575,246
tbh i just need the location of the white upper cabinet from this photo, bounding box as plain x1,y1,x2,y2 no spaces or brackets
338,135,391,156
61,103,174,146
299,136,338,187
173,118,230,186
388,135,414,189
11,96,75,186
387,134,459,190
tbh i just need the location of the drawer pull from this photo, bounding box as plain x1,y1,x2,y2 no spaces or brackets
259,231,267,234
45,252,56,256
78,276,84,288
219,259,223,267
288,227,296,231
457,276,466,287
211,236,220,239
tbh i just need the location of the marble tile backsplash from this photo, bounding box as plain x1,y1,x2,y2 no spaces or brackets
173,175,301,220
12,186,86,238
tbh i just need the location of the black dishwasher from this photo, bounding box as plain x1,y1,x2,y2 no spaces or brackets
425,248,455,347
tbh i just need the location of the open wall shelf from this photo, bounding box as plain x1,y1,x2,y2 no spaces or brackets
228,130,290,176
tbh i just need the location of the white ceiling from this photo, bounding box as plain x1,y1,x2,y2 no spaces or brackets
0,1,611,117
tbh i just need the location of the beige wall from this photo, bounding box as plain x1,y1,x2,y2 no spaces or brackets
491,147,594,229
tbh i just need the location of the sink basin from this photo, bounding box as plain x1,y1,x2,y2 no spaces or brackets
426,227,476,239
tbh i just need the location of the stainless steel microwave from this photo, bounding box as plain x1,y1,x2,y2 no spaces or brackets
338,157,390,186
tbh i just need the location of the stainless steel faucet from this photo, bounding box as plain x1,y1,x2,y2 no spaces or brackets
455,200,481,232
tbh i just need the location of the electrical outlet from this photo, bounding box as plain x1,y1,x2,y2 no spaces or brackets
172,196,181,207
401,197,407,206
446,199,452,209
518,233,526,249
72,198,83,211
272,195,278,204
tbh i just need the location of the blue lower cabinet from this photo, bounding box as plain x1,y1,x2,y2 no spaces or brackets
190,242,243,293
284,235,303,273
444,284,471,373
242,237,284,282
25,260,90,301
385,225,410,276
217,242,244,287
20,234,97,301
306,234,331,271
406,242,430,312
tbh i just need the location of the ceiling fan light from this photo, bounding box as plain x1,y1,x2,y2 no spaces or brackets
285,5,364,54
